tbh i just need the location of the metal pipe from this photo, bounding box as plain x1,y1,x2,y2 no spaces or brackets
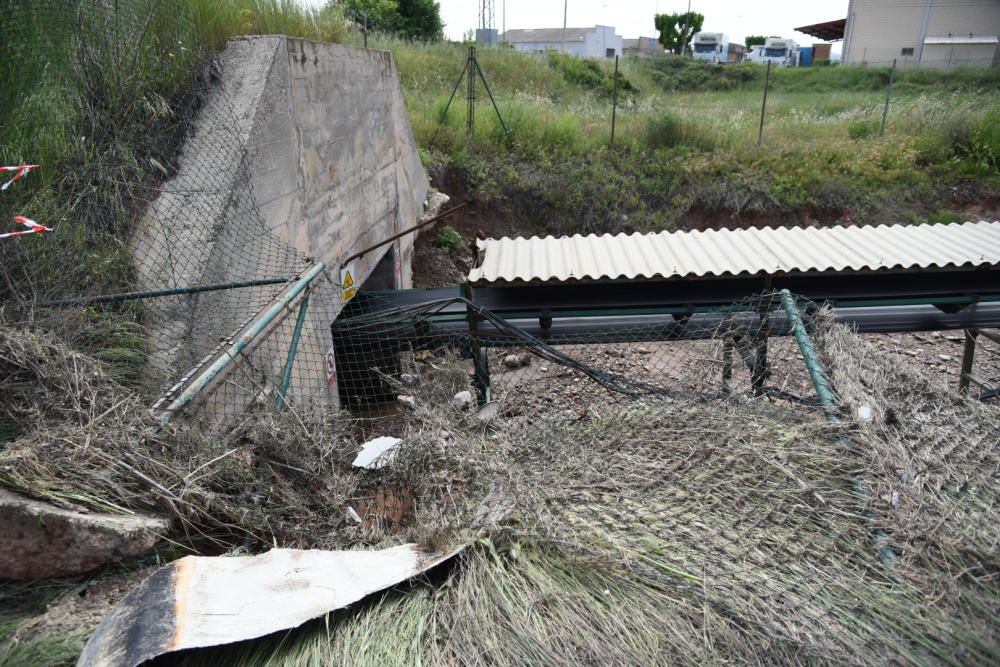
39,276,292,307
339,202,468,271
159,262,325,424
275,294,311,408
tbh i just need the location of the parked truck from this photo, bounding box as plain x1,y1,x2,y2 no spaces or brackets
747,37,800,67
690,32,729,64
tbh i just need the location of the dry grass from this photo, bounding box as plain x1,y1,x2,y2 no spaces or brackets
2,310,998,665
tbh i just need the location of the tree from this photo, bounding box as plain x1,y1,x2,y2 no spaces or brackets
341,0,400,34
395,0,443,41
654,12,704,55
744,35,766,48
337,0,442,41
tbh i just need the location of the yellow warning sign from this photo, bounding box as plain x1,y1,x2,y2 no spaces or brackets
341,264,357,302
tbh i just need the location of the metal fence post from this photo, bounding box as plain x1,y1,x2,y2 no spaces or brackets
611,54,619,147
467,46,476,137
959,329,978,395
880,58,896,137
757,60,771,146
276,295,311,408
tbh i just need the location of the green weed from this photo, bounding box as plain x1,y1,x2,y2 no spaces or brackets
433,225,463,251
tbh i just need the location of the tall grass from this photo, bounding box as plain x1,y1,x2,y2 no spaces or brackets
183,0,347,51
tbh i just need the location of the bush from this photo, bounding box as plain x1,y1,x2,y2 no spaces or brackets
847,120,878,140
547,52,638,98
644,112,714,151
645,113,684,148
434,225,463,251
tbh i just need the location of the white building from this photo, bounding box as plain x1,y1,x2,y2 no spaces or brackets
501,25,623,58
840,0,1000,67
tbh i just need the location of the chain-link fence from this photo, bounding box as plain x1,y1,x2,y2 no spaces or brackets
1,0,339,430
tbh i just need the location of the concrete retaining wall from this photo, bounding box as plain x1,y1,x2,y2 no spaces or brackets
133,35,428,410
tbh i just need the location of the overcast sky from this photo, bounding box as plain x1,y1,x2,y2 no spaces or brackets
440,1,849,50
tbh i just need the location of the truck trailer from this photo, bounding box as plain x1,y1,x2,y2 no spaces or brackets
691,32,729,64
748,37,800,67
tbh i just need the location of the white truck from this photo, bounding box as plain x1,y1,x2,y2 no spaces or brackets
749,37,799,67
691,32,729,64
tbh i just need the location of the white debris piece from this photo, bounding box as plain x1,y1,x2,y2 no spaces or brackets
77,544,464,667
352,436,403,469
346,506,362,524
452,390,473,411
857,404,873,421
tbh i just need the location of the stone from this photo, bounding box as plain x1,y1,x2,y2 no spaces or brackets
476,401,500,422
517,353,532,367
400,373,419,386
397,395,417,411
503,354,521,369
0,487,169,580
452,391,473,411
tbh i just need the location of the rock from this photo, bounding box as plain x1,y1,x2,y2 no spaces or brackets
503,354,521,369
637,346,651,355
452,390,473,411
400,373,419,386
0,487,169,580
517,353,532,367
476,401,500,423
937,354,951,362
397,395,416,411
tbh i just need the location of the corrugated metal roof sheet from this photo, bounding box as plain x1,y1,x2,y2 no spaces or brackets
468,221,1000,285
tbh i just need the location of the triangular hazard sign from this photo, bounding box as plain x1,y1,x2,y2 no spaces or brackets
342,271,354,289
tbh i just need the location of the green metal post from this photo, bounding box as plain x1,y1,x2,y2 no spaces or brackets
779,290,837,419
959,329,978,395
779,289,894,566
611,54,619,147
880,58,896,137
757,60,771,146
275,295,311,408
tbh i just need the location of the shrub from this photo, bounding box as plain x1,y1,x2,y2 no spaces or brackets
547,52,638,98
434,225,463,251
644,112,714,151
847,120,878,140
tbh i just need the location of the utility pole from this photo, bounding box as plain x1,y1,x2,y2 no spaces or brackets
682,0,691,56
562,0,568,53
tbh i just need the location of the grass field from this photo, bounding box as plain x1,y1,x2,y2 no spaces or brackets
364,36,1000,234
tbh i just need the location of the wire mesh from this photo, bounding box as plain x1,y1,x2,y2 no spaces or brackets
1,0,339,423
